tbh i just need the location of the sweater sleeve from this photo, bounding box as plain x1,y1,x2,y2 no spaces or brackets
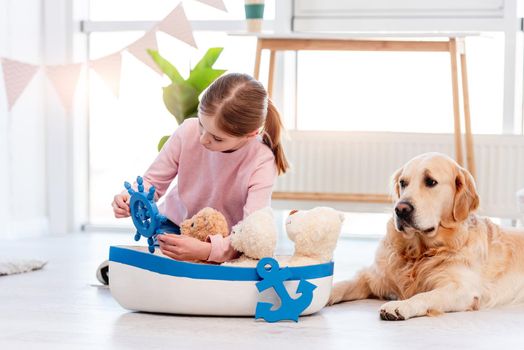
142,124,184,200
206,235,240,263
243,153,277,218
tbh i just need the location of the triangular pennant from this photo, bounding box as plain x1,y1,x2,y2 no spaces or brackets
90,52,122,97
127,31,163,75
1,58,39,111
158,4,197,48
46,63,83,112
195,0,227,11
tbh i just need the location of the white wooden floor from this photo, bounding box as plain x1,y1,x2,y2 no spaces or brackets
1,232,524,349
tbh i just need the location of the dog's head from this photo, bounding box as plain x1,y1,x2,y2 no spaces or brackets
391,152,479,239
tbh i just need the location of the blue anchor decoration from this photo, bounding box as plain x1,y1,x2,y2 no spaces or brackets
255,257,317,322
125,176,167,253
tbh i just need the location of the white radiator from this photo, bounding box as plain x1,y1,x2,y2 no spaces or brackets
274,131,524,219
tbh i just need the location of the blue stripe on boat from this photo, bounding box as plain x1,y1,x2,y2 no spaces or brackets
109,246,334,281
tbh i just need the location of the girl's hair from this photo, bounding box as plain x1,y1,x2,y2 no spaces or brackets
199,73,289,175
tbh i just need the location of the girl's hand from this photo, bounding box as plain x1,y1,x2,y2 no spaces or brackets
112,192,130,218
158,234,211,261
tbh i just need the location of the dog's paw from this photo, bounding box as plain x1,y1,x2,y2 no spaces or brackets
379,300,414,321
327,282,347,306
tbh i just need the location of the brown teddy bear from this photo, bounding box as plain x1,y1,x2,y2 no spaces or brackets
180,207,229,241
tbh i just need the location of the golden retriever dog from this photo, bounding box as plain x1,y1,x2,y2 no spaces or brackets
328,152,524,320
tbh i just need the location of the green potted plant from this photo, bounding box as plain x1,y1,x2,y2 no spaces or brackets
147,47,226,151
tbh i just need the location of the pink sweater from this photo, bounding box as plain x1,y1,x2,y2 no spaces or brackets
142,118,277,263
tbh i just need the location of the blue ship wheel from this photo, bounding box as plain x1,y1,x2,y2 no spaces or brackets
124,176,167,253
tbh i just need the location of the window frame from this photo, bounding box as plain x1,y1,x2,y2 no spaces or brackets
79,1,285,229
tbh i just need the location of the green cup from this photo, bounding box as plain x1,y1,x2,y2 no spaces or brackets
245,2,264,32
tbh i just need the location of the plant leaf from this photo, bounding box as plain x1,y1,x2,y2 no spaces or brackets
147,49,184,84
162,82,199,125
192,48,224,71
187,48,226,93
157,135,170,151
188,69,227,94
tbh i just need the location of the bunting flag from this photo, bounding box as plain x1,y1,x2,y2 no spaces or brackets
127,31,163,75
158,4,197,48
46,63,83,112
1,58,39,111
196,0,227,11
90,52,123,97
1,0,226,111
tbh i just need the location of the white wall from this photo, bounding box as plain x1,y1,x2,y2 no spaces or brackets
42,0,79,236
0,2,8,237
0,0,89,238
0,0,49,238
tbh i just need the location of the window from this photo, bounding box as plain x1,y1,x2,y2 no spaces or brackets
296,34,504,134
86,1,275,225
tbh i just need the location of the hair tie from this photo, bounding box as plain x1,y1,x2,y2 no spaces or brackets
261,130,274,149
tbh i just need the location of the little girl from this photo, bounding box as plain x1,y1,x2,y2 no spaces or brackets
112,72,288,264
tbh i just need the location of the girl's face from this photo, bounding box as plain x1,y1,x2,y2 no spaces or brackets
198,114,254,152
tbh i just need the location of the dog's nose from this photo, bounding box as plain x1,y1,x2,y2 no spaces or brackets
395,201,414,220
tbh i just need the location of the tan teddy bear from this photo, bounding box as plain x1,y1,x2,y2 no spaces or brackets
180,207,229,241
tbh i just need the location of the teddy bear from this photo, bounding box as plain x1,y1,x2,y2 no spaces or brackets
223,206,345,267
284,206,345,266
222,207,278,267
180,207,229,241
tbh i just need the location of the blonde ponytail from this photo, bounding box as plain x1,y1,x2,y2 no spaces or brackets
262,99,289,175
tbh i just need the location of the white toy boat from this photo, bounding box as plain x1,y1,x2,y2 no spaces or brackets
109,245,334,317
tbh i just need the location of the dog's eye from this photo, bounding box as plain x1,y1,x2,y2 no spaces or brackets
425,177,438,188
191,222,195,228
399,179,407,188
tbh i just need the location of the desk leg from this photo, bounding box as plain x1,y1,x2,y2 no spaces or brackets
449,38,464,167
268,50,276,98
254,39,262,80
461,49,476,179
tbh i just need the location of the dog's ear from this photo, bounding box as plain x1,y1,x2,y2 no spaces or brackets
390,167,403,200
452,167,480,222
